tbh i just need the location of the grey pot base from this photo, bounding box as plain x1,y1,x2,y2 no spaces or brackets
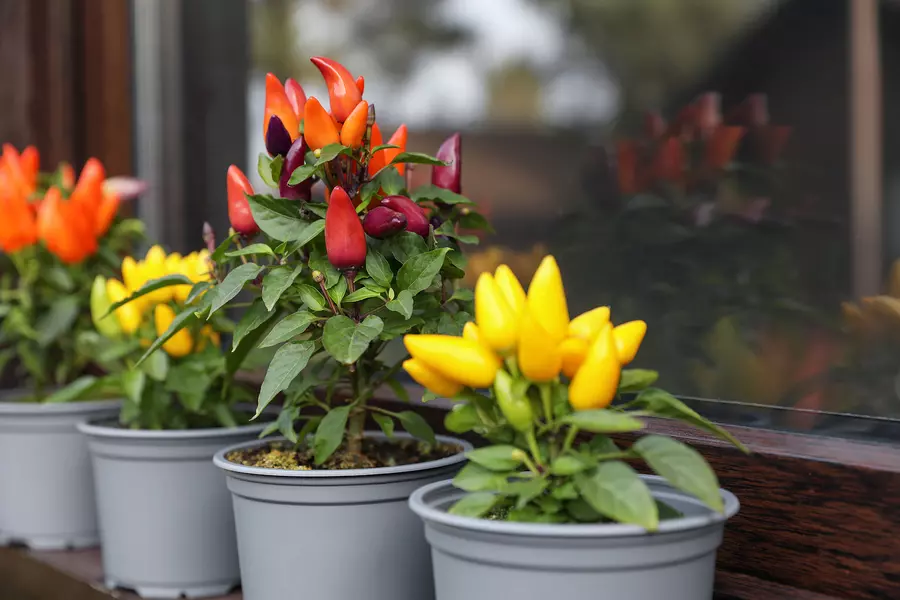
104,577,238,600
0,531,99,551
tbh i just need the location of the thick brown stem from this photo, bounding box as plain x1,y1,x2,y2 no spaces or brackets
347,407,366,456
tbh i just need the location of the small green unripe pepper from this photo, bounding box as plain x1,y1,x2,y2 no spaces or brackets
494,370,533,432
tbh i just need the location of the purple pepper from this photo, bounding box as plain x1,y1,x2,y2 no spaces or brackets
265,115,293,157
431,133,461,193
380,195,430,238
279,137,313,201
363,207,408,239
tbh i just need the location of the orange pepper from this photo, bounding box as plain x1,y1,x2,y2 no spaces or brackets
367,122,385,176
264,73,300,142
310,56,364,123
340,100,369,149
0,179,37,253
303,97,340,151
383,124,408,175
284,78,307,120
37,187,97,264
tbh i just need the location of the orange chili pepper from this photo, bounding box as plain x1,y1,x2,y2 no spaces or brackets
264,73,301,142
37,187,97,264
303,96,340,151
367,122,385,176
340,100,369,149
383,124,408,175
310,56,364,123
284,78,307,120
0,180,37,253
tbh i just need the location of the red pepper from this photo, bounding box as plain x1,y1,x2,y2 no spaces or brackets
279,137,312,201
383,124,408,175
264,73,300,144
303,97,340,151
431,133,461,193
325,187,367,270
309,56,364,123
651,137,684,184
705,126,746,170
363,206,407,239
644,112,666,139
284,78,307,120
355,75,365,95
37,187,97,264
367,122,385,177
0,176,37,253
380,195,429,238
616,140,640,195
226,165,259,236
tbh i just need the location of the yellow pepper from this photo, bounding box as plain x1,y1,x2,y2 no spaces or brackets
194,325,221,351
517,305,562,382
494,264,526,316
475,272,518,353
568,306,610,341
120,255,145,311
403,358,464,398
559,337,588,378
155,304,193,357
462,322,486,346
526,255,569,344
106,278,142,335
143,245,173,304
613,320,647,365
404,334,500,388
569,323,621,411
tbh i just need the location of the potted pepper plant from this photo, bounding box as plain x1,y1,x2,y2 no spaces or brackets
406,255,747,600
139,56,492,600
74,244,270,598
0,147,143,549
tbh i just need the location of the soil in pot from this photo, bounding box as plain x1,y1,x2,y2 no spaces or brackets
227,438,462,470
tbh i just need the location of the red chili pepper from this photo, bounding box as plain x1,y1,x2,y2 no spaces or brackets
355,75,365,95
284,78,307,120
309,56,364,123
363,206,407,239
0,176,37,253
325,186,366,270
367,122,385,177
432,133,461,193
380,195,429,238
705,126,746,170
651,137,685,183
226,165,259,236
340,101,369,149
616,140,640,195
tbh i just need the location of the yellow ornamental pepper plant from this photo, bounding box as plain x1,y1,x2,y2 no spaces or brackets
403,254,748,529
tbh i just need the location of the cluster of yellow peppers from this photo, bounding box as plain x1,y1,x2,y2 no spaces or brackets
92,246,217,357
403,255,647,413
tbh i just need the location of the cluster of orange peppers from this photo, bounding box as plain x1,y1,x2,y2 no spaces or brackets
0,145,120,263
616,92,793,195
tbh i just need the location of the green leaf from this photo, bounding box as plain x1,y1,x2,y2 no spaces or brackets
458,211,495,234
287,164,319,185
389,151,446,167
207,263,263,317
551,481,579,501
262,266,302,311
290,219,326,248
574,461,659,530
136,307,197,365
256,341,316,418
210,232,239,263
185,281,213,306
139,348,169,381
227,308,276,375
466,445,526,471
308,253,341,287
411,184,474,205
384,378,410,404
166,361,214,412
444,402,481,434
372,413,395,438
322,315,384,364
506,478,549,509
258,310,317,348
276,407,300,443
618,369,659,393
449,288,474,303
369,143,400,154
328,275,348,305
106,274,194,314
397,248,450,295
386,231,427,263
449,492,498,518
314,405,350,464
44,266,75,291
343,287,383,303
453,463,508,492
375,167,405,196
561,409,645,433
365,250,392,288
43,376,98,403
257,153,278,187
633,435,724,513
232,299,277,350
385,289,413,319
656,499,684,520
36,297,80,347
225,243,275,258
121,369,146,407
633,388,748,452
295,284,327,312
246,194,307,241
315,143,352,164
550,455,592,476
396,410,435,445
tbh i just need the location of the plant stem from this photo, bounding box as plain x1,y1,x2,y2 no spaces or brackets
539,383,553,424
347,366,366,456
562,426,579,453
526,429,544,469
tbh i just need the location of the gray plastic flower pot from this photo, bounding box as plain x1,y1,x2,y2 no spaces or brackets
78,420,268,599
409,476,740,600
213,432,471,600
0,394,120,549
